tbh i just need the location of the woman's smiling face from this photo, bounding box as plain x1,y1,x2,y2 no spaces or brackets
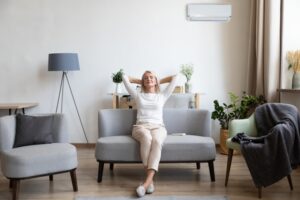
143,72,157,88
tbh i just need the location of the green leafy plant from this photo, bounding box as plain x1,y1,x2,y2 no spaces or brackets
211,93,239,130
211,92,266,129
112,69,124,83
238,92,266,118
180,64,194,82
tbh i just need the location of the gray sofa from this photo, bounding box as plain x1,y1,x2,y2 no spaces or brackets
95,109,216,182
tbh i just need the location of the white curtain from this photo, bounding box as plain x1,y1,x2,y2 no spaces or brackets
246,0,282,102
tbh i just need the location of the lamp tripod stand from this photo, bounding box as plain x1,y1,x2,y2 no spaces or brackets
56,71,88,143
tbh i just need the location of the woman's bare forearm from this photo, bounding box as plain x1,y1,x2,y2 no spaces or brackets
128,76,142,85
160,75,176,84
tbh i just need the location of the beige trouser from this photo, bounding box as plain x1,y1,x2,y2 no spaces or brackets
132,123,167,171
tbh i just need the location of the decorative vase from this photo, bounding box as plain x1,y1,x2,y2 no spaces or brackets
220,129,229,155
292,72,300,89
115,83,122,94
185,81,192,93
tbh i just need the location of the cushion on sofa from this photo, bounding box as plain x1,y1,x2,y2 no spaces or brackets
95,135,216,162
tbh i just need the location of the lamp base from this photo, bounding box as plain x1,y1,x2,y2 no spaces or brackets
56,72,88,143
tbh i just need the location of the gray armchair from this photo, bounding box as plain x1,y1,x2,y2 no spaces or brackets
0,114,78,200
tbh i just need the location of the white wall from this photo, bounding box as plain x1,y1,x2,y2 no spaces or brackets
281,0,300,89
0,0,251,143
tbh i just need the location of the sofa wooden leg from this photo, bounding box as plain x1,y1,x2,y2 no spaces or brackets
49,175,53,181
196,162,200,169
12,179,20,200
208,161,215,182
225,148,234,186
70,169,78,192
109,163,114,171
97,161,104,183
287,174,293,190
9,179,13,189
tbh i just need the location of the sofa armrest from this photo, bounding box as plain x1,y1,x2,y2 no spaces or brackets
0,115,16,152
228,113,257,138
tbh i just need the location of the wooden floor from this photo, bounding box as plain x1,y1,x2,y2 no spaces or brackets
0,146,299,200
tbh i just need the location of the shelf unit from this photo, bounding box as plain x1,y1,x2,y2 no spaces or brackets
277,89,300,93
110,93,203,109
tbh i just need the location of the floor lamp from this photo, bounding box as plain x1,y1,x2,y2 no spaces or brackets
48,53,88,143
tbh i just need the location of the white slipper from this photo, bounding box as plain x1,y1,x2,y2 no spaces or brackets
146,183,155,194
136,185,145,197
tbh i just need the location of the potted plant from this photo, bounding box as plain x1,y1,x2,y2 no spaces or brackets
287,50,300,89
238,92,266,118
211,92,266,154
180,64,194,93
112,69,124,93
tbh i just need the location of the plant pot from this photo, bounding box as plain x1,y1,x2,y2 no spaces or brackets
292,72,300,89
219,129,229,155
115,83,122,94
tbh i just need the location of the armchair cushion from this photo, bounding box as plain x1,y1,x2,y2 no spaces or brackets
227,113,257,150
14,114,54,148
1,143,78,178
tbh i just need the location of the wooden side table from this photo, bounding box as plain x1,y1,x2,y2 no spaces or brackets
0,103,38,115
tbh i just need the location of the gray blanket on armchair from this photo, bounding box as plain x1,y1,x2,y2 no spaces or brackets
232,103,300,187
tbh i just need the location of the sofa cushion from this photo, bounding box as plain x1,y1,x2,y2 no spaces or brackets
95,136,140,161
95,135,216,162
1,143,78,178
14,114,54,148
162,135,216,161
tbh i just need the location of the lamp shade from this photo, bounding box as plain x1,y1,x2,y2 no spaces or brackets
48,53,80,71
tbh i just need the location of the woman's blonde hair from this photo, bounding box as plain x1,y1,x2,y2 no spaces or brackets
141,70,160,93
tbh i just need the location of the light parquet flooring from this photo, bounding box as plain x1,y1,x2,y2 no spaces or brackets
0,146,299,200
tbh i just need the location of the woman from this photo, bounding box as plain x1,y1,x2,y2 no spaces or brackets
122,71,177,197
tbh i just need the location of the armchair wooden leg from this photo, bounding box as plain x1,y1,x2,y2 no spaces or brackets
97,161,104,183
208,161,215,182
287,174,293,190
109,163,114,171
70,169,78,192
11,179,20,200
258,186,262,198
49,175,53,181
225,148,234,186
9,179,13,188
196,162,200,169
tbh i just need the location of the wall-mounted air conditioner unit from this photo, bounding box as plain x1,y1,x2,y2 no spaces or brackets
187,4,232,22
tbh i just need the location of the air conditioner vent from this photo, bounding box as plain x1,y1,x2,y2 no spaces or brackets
187,4,232,22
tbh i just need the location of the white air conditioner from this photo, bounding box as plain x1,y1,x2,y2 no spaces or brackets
187,4,232,22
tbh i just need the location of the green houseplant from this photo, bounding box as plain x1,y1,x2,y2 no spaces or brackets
238,92,266,118
112,69,123,84
112,69,124,93
211,92,240,130
212,92,266,129
211,92,266,154
180,64,194,93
